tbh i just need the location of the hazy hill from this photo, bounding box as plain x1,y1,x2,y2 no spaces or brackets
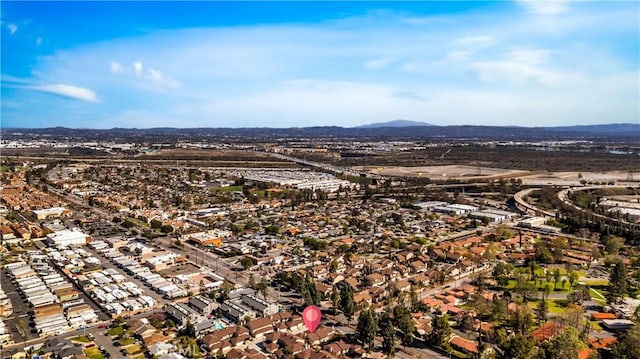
355,120,434,128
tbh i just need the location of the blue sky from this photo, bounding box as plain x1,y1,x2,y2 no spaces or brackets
1,1,638,129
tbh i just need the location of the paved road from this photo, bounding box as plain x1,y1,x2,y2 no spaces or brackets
513,188,556,217
558,185,640,227
0,268,32,344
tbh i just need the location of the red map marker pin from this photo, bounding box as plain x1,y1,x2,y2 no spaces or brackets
302,305,321,333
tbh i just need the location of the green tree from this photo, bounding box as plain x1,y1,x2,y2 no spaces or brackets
113,316,126,326
536,299,549,324
553,268,561,290
540,327,586,359
248,273,256,289
428,314,451,347
515,275,537,303
150,219,162,229
122,219,135,228
567,286,590,305
339,284,355,321
239,257,254,270
509,305,534,335
331,286,341,313
610,325,640,359
160,225,174,233
382,322,397,357
393,305,416,346
356,309,378,350
608,259,628,303
499,333,536,359
255,278,268,299
568,271,579,288
604,235,624,255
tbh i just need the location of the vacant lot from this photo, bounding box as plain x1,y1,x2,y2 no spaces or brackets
336,146,640,172
357,164,528,180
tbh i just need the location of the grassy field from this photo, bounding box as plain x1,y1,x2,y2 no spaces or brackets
125,344,143,355
119,337,135,346
583,278,609,286
589,288,607,305
505,279,573,293
590,321,603,330
84,347,105,359
527,299,569,314
107,325,124,336
71,335,91,343
212,185,243,193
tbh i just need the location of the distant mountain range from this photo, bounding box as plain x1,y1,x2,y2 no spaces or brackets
355,120,434,128
3,123,639,140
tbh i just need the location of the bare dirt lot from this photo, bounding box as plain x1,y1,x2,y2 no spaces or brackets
520,171,640,186
356,164,529,180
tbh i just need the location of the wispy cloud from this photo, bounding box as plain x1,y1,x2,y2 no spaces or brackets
364,57,395,70
107,61,180,89
470,61,584,86
2,1,637,128
507,48,552,65
133,62,143,77
516,0,572,15
7,23,17,35
110,61,124,74
454,35,496,47
23,84,99,102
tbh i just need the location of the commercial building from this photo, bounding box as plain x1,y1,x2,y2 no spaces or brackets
32,207,70,220
46,229,89,247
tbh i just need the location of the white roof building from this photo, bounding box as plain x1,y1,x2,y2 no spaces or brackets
46,229,88,247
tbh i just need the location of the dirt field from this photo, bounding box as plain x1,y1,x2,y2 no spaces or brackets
520,171,640,186
143,149,281,161
356,165,529,180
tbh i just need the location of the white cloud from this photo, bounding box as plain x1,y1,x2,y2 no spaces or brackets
147,68,180,89
148,68,162,81
4,4,637,128
364,57,395,70
1,74,30,84
507,48,552,65
517,0,572,15
470,61,584,86
7,23,17,35
454,35,496,47
133,62,143,76
22,84,99,102
110,61,124,74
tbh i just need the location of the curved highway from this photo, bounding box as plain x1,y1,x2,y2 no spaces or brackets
513,188,556,217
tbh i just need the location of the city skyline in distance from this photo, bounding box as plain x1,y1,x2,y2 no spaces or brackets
1,1,638,129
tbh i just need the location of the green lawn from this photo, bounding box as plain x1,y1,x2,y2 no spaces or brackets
213,185,243,193
119,337,135,346
71,335,91,343
527,299,569,314
125,344,142,355
107,325,124,336
590,321,603,330
504,279,572,294
84,347,105,359
583,278,609,286
589,288,607,305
